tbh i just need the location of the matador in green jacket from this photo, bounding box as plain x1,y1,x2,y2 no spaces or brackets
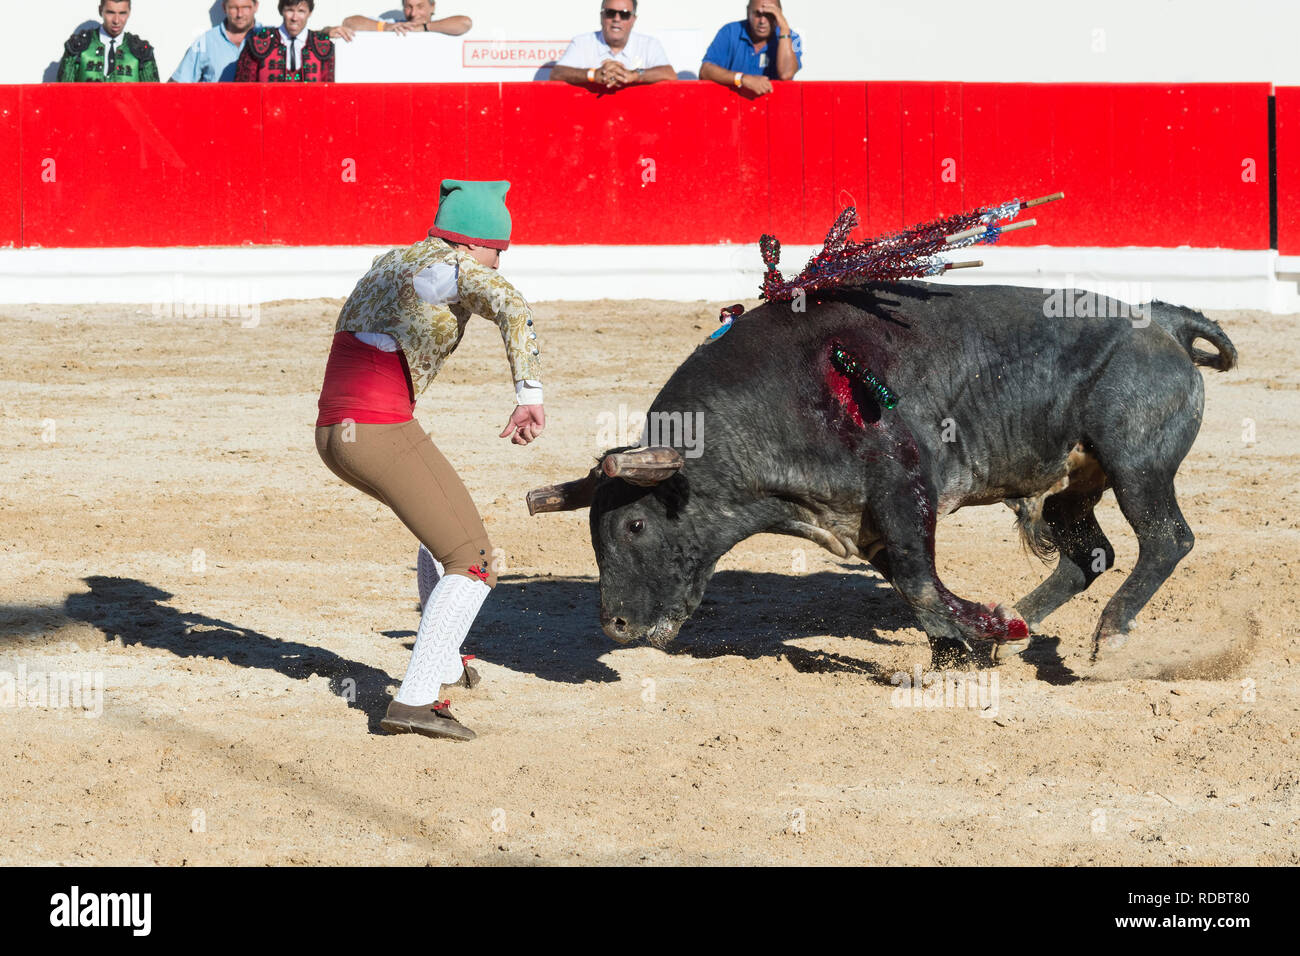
57,0,159,83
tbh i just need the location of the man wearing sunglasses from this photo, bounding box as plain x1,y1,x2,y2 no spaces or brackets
551,0,675,90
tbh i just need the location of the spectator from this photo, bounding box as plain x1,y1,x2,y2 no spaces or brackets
550,0,674,90
57,0,159,83
234,0,335,82
341,1,472,35
701,0,801,96
171,0,261,83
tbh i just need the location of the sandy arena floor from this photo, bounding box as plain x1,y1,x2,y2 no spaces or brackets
0,296,1296,865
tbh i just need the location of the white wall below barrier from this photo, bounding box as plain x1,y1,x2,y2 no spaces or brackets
1,246,1298,314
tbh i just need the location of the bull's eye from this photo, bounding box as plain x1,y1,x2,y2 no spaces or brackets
628,519,645,535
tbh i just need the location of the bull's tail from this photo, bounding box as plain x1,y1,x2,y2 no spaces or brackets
1006,496,1057,564
1149,301,1239,371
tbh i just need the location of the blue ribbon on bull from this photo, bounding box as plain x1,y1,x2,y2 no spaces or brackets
710,303,745,340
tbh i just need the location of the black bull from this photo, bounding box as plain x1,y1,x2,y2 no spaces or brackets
528,283,1238,665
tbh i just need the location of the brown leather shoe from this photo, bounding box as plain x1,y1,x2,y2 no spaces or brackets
458,654,480,690
380,699,475,741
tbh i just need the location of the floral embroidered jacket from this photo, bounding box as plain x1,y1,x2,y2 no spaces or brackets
234,27,334,82
335,237,541,397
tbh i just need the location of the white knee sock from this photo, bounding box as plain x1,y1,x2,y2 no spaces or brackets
417,544,444,609
395,572,489,706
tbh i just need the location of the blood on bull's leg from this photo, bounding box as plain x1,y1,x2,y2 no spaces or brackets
866,546,981,665
866,547,978,665
863,452,1029,669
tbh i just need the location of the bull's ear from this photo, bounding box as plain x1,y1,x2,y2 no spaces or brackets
601,446,685,486
526,466,601,515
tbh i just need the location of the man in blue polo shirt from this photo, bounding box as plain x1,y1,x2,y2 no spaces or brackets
700,0,801,96
171,0,260,82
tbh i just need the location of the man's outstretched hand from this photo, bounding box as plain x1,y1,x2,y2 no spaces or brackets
500,404,545,445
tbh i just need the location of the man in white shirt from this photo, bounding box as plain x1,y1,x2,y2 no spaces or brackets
550,0,674,90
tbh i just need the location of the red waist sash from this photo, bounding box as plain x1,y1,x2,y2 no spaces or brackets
316,331,416,426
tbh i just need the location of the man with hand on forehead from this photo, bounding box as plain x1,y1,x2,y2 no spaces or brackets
701,0,802,96
315,180,545,742
550,0,675,90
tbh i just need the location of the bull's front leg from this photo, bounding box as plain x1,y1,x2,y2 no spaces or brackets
864,459,1029,669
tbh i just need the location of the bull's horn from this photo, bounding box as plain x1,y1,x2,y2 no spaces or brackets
526,467,600,515
602,446,685,486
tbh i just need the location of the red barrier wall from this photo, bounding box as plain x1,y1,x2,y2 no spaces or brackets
1277,87,1300,256
0,81,1276,250
19,84,266,247
0,86,20,248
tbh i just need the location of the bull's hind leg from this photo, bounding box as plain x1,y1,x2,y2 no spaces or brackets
1091,472,1194,658
1014,486,1113,628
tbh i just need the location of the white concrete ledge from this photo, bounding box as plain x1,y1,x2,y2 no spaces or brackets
1,245,1297,313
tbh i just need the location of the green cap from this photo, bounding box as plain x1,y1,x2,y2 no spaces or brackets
427,179,512,250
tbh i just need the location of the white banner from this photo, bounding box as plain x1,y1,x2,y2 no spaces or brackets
334,31,709,83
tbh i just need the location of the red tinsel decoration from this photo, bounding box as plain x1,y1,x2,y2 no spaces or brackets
759,198,1024,302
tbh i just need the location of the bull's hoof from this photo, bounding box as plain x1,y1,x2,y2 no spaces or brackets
1090,628,1132,661
992,636,1032,661
1090,611,1143,661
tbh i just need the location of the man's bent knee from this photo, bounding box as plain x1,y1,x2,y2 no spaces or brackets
441,537,498,589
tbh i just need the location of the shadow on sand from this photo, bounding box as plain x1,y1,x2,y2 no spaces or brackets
0,566,1075,737
48,576,399,731
436,566,925,686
